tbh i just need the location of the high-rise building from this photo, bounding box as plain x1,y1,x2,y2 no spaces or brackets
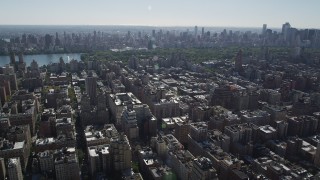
168,150,194,180
0,79,11,97
17,53,26,75
208,130,231,152
84,124,119,147
224,123,258,155
111,133,132,171
173,116,190,144
0,73,19,91
87,60,99,70
153,99,180,120
0,86,7,105
96,93,109,124
30,59,39,72
152,29,156,38
314,143,320,166
81,93,110,126
108,92,143,126
7,158,23,180
122,106,139,140
38,150,54,173
54,148,80,180
2,64,15,75
190,157,218,180
202,27,205,37
155,135,167,158
0,158,6,180
282,22,291,41
224,123,258,144
190,122,208,142
88,145,111,176
85,71,97,105
287,116,318,137
0,139,30,170
235,50,243,73
69,59,79,72
7,125,32,151
18,53,24,64
194,26,198,37
262,24,267,35
10,52,16,65
274,120,288,139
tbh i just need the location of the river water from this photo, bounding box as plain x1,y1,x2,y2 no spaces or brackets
0,53,82,67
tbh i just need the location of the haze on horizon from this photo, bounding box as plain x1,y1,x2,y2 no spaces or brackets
1,0,320,29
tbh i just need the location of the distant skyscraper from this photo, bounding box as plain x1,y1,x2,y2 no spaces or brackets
85,71,97,105
235,50,243,73
30,59,39,72
17,52,26,75
127,31,131,38
262,24,267,35
18,52,24,64
282,22,291,41
55,32,61,46
194,26,198,37
152,29,156,38
282,22,291,34
202,27,204,37
10,52,16,65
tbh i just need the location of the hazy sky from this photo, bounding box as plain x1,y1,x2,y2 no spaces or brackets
1,0,320,28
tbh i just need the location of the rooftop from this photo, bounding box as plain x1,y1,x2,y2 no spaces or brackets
8,158,19,168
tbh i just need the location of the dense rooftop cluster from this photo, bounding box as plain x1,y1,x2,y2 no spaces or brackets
0,23,320,180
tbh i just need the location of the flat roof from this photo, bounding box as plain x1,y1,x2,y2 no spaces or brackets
14,141,24,149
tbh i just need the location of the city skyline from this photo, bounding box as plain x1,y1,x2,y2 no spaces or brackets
1,0,320,28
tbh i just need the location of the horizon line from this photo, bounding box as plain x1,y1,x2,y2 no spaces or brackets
0,24,282,29
0,24,319,30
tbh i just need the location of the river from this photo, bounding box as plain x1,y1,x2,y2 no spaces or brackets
0,53,82,67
